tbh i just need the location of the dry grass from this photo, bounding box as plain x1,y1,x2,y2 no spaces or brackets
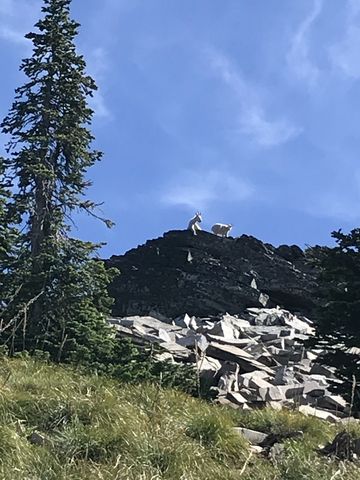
0,357,358,479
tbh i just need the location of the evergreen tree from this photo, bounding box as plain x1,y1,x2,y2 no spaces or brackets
308,229,360,405
0,159,22,320
0,160,11,271
0,159,14,303
1,0,117,362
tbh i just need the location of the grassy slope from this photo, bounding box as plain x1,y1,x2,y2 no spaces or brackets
0,358,358,480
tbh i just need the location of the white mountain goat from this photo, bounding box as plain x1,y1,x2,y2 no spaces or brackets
187,212,202,235
211,223,232,237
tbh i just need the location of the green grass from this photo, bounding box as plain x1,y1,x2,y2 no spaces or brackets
0,357,358,479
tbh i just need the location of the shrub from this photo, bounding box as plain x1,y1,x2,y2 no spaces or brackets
109,338,198,394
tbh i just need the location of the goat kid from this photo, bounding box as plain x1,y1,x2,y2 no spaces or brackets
188,212,202,235
211,223,232,238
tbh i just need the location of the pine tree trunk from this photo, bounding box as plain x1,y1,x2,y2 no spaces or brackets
31,179,46,261
29,79,53,337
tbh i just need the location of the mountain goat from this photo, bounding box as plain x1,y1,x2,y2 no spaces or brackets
211,223,232,237
187,212,202,235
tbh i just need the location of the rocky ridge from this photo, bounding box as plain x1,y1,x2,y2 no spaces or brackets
106,230,351,422
106,230,319,318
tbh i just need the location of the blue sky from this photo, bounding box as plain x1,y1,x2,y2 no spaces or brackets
1,0,360,255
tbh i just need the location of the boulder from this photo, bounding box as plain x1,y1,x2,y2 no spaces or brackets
302,381,326,397
310,363,337,378
158,328,172,342
259,385,304,402
221,313,251,329
198,356,222,383
198,356,222,373
273,366,298,386
259,386,286,402
299,405,340,423
206,320,238,339
115,316,174,331
284,316,314,335
176,332,208,351
233,427,268,445
157,342,192,360
28,432,51,447
206,342,274,374
154,352,174,363
317,395,348,412
239,371,273,390
256,353,280,368
227,391,248,406
206,334,257,347
173,313,196,329
259,292,270,307
216,362,240,392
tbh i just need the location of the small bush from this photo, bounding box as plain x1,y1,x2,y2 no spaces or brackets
235,407,333,442
110,338,198,394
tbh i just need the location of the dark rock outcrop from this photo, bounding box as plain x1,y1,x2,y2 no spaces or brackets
105,230,319,318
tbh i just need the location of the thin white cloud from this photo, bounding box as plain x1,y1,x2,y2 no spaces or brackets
238,107,299,148
0,1,111,120
287,0,323,88
86,47,112,119
329,0,360,78
208,49,300,147
0,25,28,45
305,194,360,222
0,0,40,15
89,92,111,119
304,170,360,222
162,169,254,210
0,0,40,46
88,47,108,78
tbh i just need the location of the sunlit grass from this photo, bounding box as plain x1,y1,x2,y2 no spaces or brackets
0,357,358,479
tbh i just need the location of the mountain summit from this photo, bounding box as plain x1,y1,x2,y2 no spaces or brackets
105,230,318,318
